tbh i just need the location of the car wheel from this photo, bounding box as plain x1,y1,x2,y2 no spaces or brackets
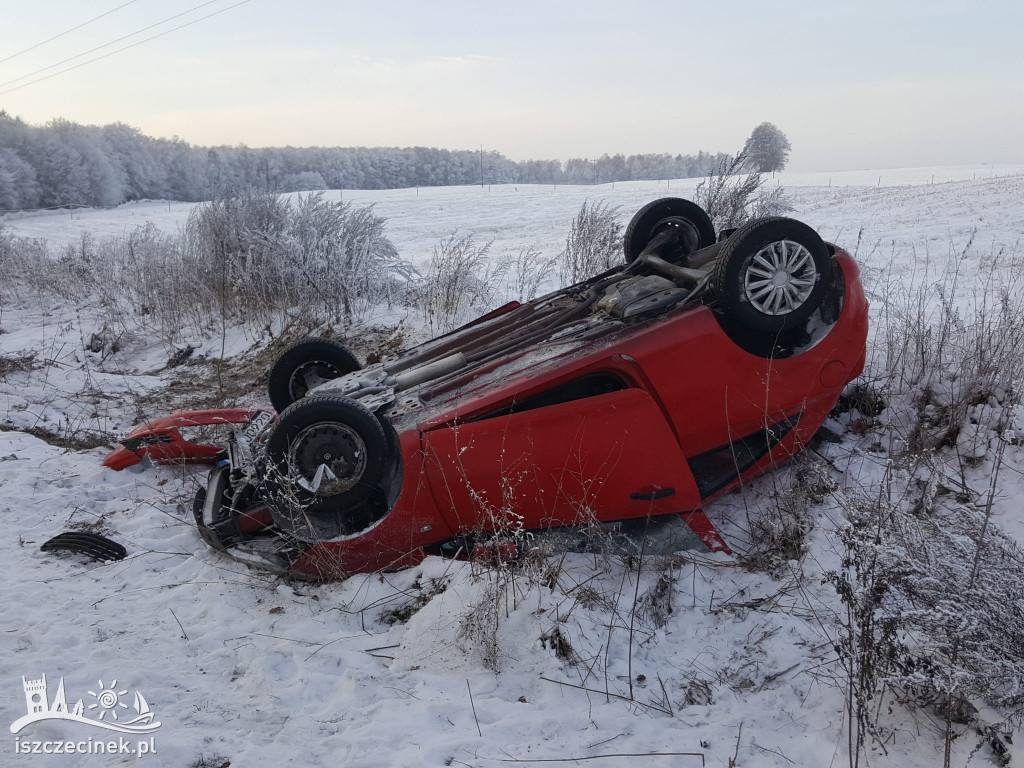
624,197,716,265
711,216,832,333
262,395,394,539
268,337,360,413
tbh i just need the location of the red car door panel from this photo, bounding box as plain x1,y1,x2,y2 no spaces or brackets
623,306,838,457
422,387,701,533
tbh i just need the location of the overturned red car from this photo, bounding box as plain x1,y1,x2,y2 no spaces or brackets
105,199,868,579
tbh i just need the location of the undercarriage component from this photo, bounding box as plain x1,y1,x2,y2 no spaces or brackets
633,251,708,286
597,275,690,319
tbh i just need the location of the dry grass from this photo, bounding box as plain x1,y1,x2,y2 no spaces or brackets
558,200,622,286
693,152,793,231
408,232,504,334
821,236,1024,766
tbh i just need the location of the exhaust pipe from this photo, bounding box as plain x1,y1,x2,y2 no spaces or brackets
388,353,467,391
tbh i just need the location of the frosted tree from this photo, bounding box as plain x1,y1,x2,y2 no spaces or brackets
0,148,40,209
103,123,167,199
741,122,792,173
34,139,91,206
0,111,766,206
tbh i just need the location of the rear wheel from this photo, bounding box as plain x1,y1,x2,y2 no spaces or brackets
261,395,395,540
268,337,360,413
711,217,832,333
624,197,716,265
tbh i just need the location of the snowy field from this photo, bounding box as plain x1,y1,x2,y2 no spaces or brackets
2,167,1024,767
5,162,1024,257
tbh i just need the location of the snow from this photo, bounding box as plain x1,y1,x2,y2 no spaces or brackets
6,163,1024,260
2,166,1024,766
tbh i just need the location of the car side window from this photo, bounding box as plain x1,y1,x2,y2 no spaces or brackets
468,372,628,422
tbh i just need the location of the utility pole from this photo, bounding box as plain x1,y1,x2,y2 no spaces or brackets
480,144,484,188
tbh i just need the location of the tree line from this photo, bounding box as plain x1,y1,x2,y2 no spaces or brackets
0,112,789,210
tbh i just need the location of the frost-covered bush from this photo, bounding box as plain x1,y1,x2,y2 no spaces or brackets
826,243,1024,762
0,226,73,302
508,246,556,303
182,190,407,326
828,445,1024,754
409,232,503,334
558,200,622,286
0,190,407,343
0,225,11,295
187,187,291,270
0,224,15,308
865,240,1024,455
693,152,793,231
285,193,409,318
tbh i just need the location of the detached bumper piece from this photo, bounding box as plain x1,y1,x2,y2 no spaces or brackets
41,532,127,562
103,408,273,470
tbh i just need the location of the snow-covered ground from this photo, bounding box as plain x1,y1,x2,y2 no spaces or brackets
5,162,1024,258
2,167,1024,767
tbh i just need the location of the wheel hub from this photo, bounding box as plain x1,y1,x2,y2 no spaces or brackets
288,422,367,497
743,240,817,316
289,360,343,401
650,216,700,258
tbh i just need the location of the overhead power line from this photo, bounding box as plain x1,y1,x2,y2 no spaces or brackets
0,0,252,97
0,1,143,66
0,0,222,90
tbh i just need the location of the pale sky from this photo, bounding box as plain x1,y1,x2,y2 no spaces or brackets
0,0,1021,172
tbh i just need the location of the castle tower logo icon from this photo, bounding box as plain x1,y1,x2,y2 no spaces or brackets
11,675,161,735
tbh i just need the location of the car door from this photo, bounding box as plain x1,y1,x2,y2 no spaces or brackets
422,385,702,535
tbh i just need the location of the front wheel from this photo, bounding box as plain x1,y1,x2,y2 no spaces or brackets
710,217,832,333
261,395,396,540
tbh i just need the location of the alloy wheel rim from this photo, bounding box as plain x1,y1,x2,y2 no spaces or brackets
743,239,817,316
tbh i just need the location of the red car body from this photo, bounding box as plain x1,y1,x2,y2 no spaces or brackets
106,247,868,579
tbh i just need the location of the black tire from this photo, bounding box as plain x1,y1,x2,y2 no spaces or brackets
623,198,716,265
262,394,395,539
268,337,360,413
710,217,832,333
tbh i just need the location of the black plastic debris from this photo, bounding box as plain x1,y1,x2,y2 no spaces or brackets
40,532,127,562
